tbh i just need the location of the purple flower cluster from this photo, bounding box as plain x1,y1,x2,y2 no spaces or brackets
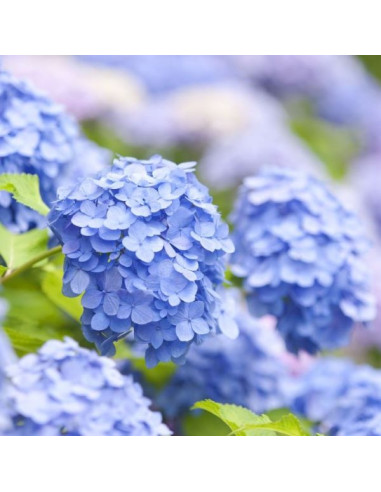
48,155,234,366
199,126,324,190
350,153,381,236
158,307,291,419
235,55,381,153
0,70,109,232
113,83,286,148
2,56,147,122
77,55,234,95
230,167,375,354
292,358,381,436
3,338,170,436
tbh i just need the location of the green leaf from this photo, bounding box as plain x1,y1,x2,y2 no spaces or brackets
41,269,83,322
192,400,311,436
192,400,275,436
290,113,359,181
183,412,231,436
0,173,50,216
0,265,7,276
3,317,68,355
240,413,311,436
265,407,314,434
0,224,48,270
2,273,89,356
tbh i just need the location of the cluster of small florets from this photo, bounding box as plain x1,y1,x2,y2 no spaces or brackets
2,338,170,436
48,155,234,366
230,167,375,354
291,358,381,436
158,293,291,419
0,70,108,232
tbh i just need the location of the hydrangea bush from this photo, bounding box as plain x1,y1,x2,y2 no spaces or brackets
0,70,108,232
230,167,375,353
291,357,381,436
159,307,291,419
3,338,170,436
48,155,234,366
2,55,381,437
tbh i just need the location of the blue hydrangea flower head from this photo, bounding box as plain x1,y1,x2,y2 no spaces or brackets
0,70,108,232
3,337,170,436
291,358,355,424
230,167,376,354
48,155,234,366
158,292,291,419
292,358,381,436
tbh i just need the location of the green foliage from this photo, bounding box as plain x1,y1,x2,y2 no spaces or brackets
193,400,312,436
0,225,48,271
358,55,381,82
82,120,202,166
291,114,359,181
192,400,275,436
0,173,49,216
2,273,86,356
183,412,231,436
209,188,237,222
243,413,310,436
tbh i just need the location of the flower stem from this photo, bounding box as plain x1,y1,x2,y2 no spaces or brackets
0,245,62,285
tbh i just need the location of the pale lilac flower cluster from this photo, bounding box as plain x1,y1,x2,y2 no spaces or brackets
3,338,170,436
77,55,234,94
350,153,381,235
199,125,324,190
0,70,109,232
292,358,381,435
345,246,381,358
2,56,146,122
48,155,234,366
234,55,381,153
113,83,286,148
230,167,375,354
